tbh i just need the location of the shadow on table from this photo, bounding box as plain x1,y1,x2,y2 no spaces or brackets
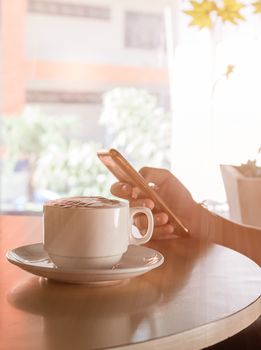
7,237,211,350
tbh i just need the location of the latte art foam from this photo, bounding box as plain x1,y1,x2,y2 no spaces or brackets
44,196,122,209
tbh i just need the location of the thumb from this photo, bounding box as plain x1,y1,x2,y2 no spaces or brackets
139,167,171,186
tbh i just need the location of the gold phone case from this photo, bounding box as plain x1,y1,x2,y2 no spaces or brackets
97,149,188,235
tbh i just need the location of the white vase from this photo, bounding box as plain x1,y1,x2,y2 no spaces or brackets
220,164,261,227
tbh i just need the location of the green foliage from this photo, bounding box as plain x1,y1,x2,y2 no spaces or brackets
34,141,113,197
2,108,112,200
2,108,71,163
237,148,261,177
237,160,261,177
100,88,172,169
2,88,172,209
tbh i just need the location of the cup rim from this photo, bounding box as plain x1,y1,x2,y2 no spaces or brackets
43,197,128,210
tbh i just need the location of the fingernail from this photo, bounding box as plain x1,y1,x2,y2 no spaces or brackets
122,184,128,192
131,188,139,199
148,201,155,210
142,201,150,208
169,225,174,233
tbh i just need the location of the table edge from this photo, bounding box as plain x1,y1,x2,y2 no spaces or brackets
113,295,261,350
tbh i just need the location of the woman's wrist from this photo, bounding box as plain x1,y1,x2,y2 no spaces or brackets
188,201,212,238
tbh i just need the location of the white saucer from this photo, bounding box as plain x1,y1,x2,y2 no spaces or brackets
6,243,164,285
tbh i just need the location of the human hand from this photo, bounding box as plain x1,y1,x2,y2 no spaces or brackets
111,167,196,239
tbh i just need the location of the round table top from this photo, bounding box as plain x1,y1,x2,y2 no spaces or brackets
0,215,260,350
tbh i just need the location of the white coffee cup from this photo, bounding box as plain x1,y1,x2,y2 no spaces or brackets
43,196,154,269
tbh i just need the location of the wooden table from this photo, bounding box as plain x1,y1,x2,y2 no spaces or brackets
0,215,260,350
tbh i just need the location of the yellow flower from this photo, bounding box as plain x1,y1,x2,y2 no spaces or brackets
252,1,261,14
225,64,235,79
216,0,245,24
184,0,217,29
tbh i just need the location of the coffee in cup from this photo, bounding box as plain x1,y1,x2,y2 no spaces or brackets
43,196,154,269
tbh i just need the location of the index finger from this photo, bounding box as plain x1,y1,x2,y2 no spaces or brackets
110,182,133,199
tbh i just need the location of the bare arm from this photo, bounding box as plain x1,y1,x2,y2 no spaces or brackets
193,203,261,265
111,167,261,266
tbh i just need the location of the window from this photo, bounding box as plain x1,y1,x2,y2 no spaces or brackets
125,11,165,50
2,0,260,213
1,0,169,212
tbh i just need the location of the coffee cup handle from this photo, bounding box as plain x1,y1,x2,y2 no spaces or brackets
129,207,154,245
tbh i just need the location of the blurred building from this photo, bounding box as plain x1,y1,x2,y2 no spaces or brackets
1,0,169,140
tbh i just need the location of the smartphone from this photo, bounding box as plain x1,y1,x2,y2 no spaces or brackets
97,148,188,235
